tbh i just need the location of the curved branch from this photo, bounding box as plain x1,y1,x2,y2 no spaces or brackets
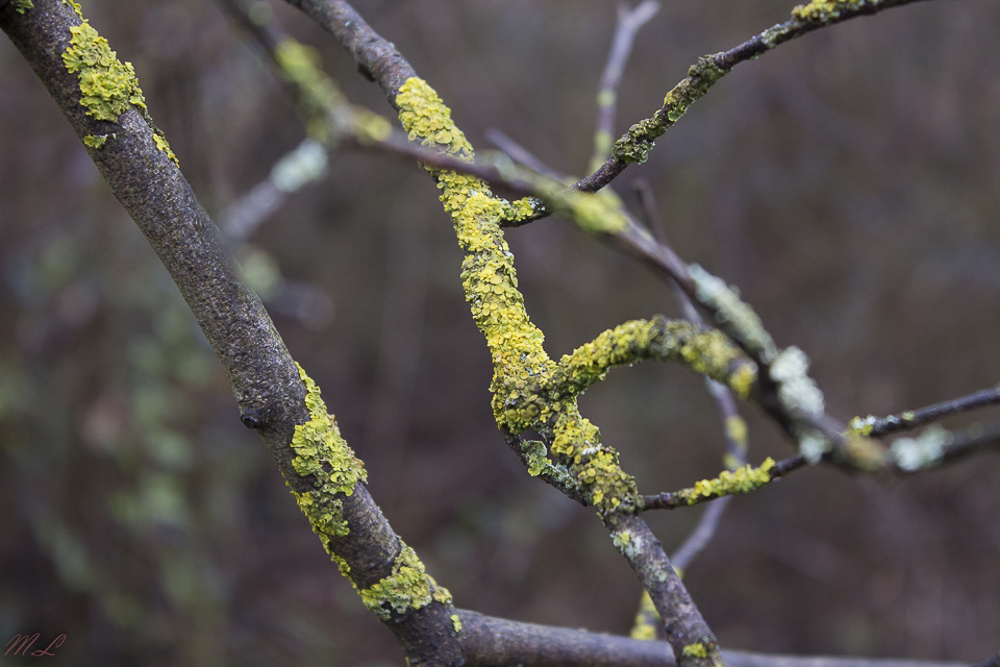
551,317,757,401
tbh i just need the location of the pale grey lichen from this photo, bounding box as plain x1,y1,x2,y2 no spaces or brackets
769,346,825,417
271,139,328,193
799,431,829,464
891,426,951,472
688,263,779,363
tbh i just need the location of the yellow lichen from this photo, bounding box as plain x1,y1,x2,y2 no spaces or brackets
287,364,367,543
728,362,757,400
14,0,33,14
83,134,108,149
152,134,178,165
360,543,452,621
450,613,462,634
848,414,876,436
682,458,776,504
724,415,748,452
61,18,178,165
397,77,644,513
629,590,660,641
792,0,865,22
683,642,709,658
62,21,146,122
61,0,82,19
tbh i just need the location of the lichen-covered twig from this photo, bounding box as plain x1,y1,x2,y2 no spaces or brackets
640,455,808,510
850,384,1000,438
590,0,660,173
575,0,931,193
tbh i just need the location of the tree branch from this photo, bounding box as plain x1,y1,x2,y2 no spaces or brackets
1,3,463,664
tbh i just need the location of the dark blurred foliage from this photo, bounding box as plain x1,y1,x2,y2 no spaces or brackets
2,0,1000,665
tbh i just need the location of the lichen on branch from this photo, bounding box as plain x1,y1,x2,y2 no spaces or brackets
287,363,367,547
360,543,453,621
396,76,638,512
60,16,177,164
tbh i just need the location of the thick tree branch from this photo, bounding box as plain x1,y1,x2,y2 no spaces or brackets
455,610,977,667
0,3,463,665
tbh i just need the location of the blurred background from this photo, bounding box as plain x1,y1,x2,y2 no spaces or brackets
2,0,1000,665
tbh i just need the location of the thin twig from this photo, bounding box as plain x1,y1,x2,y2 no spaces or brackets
640,454,808,510
670,497,732,574
852,385,1000,438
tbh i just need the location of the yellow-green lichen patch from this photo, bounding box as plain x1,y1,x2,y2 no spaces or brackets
629,590,660,641
61,0,82,18
397,77,474,159
555,319,753,401
450,613,462,634
675,326,753,388
557,319,660,392
360,543,452,621
728,362,756,400
61,19,178,166
152,134,178,165
15,0,34,14
533,177,629,235
688,263,779,364
611,529,631,551
83,134,108,149
287,364,367,544
792,0,865,22
849,414,877,437
62,21,146,122
612,55,728,165
683,642,709,658
681,458,776,505
552,409,638,511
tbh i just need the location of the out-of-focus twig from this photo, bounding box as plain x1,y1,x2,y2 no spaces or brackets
486,127,569,183
590,1,660,173
220,138,328,244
